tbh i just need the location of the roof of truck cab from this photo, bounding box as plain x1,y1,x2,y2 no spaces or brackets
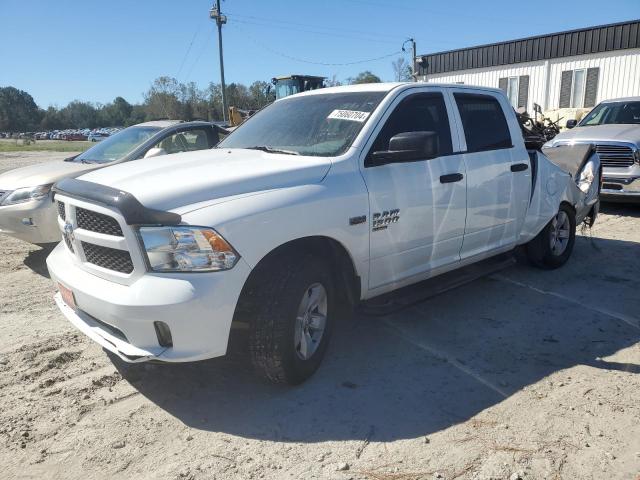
293,82,504,97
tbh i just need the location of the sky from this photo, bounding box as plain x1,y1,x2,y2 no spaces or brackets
2,0,639,108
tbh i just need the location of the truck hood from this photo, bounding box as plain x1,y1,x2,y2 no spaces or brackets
77,148,332,212
0,159,100,190
552,124,640,145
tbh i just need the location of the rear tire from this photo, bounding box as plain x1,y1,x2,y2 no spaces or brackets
246,254,335,385
526,204,576,269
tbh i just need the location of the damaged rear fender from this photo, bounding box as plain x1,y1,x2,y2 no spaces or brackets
518,145,601,245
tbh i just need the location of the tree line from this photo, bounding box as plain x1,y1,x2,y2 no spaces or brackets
0,67,398,133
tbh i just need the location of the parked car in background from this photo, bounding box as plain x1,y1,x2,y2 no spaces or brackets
0,120,228,244
544,97,640,202
46,83,600,384
88,132,109,142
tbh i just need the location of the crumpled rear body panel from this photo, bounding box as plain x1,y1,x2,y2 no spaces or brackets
518,144,600,244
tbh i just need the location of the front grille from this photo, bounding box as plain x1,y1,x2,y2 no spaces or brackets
76,207,123,236
57,201,66,220
63,232,74,253
595,144,635,168
82,242,133,274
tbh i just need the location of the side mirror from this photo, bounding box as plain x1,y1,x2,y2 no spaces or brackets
144,147,167,159
369,131,439,167
566,119,578,129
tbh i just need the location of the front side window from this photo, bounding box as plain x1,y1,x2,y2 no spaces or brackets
219,91,386,157
454,93,512,153
74,126,160,164
155,128,212,154
369,92,453,159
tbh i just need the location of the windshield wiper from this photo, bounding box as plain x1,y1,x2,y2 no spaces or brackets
245,146,299,155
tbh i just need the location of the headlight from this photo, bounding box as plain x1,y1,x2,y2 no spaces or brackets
1,184,52,206
139,226,239,272
634,149,640,165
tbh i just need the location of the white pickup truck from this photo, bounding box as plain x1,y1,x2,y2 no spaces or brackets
46,83,601,384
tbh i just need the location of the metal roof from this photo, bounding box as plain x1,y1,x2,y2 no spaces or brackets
418,19,640,76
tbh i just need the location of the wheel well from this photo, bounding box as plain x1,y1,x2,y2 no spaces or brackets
233,237,361,323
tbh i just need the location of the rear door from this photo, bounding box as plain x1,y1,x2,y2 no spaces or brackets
360,87,467,291
448,89,530,260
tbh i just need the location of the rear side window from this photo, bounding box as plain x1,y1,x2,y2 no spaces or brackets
454,93,512,152
370,92,453,158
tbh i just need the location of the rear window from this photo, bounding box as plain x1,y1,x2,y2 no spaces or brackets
454,93,512,152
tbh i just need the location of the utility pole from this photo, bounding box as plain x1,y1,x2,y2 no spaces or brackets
411,38,417,81
210,0,228,122
402,38,418,81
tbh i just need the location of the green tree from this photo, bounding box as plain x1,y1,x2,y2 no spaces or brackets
40,106,67,130
100,96,133,126
348,71,382,84
60,101,99,128
143,76,183,120
0,86,42,132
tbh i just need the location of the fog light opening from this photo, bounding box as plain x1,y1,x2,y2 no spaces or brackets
154,321,173,348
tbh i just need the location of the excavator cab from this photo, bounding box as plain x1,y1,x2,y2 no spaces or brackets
271,75,326,100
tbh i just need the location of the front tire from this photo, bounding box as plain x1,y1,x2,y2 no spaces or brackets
526,204,576,269
246,254,335,385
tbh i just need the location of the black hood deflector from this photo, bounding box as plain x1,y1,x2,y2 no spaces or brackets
53,178,182,226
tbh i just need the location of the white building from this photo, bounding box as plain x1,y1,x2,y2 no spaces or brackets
418,19,640,113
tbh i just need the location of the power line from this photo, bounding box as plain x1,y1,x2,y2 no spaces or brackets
233,24,402,66
183,25,216,82
176,23,204,80
225,12,405,41
228,17,400,45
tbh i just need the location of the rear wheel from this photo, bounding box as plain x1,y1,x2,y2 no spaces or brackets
247,255,335,384
526,204,576,269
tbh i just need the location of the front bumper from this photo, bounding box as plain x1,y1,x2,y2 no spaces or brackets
0,197,60,244
46,242,251,363
601,174,640,201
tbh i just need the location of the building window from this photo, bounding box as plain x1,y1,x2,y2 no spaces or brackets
499,75,529,110
507,77,519,108
570,69,586,108
559,68,599,109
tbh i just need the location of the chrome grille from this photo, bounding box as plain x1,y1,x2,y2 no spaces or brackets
57,201,66,220
81,242,133,274
595,144,635,168
76,207,123,236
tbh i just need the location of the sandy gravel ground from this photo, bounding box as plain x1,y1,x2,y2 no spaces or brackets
1,152,639,480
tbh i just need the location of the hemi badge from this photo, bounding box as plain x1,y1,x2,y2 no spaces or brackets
349,215,367,225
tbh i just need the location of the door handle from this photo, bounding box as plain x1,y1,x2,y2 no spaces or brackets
440,173,464,184
511,163,529,172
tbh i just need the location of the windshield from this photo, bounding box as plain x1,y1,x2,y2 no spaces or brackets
218,91,386,157
579,101,640,126
74,126,161,164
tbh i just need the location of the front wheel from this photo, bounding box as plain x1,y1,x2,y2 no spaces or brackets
247,255,335,385
526,204,576,269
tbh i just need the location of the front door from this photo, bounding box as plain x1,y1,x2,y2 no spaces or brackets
360,89,467,291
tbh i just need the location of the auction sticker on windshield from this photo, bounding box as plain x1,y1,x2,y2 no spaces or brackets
327,110,370,122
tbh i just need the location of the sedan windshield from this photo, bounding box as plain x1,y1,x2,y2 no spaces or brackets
73,126,161,164
218,91,386,157
580,101,640,126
